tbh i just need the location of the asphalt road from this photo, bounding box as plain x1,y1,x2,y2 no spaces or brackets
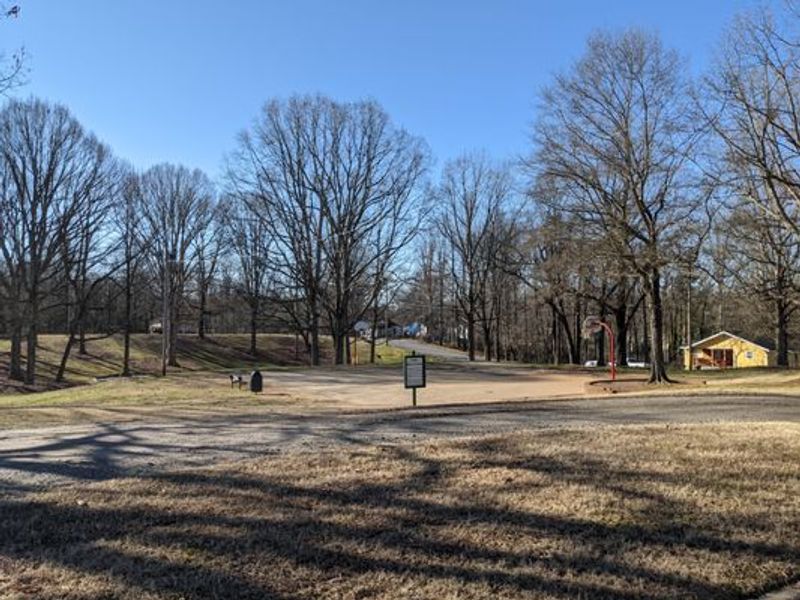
389,338,478,361
1,394,798,493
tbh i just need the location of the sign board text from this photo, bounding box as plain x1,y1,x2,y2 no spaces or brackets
404,355,426,389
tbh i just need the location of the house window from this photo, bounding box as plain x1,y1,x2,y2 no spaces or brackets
745,351,753,359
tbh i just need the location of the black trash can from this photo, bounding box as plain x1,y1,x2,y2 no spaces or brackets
250,370,263,393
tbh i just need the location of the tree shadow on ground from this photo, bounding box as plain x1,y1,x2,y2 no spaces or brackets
0,431,798,599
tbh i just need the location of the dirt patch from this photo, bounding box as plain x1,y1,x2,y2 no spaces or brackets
0,423,797,599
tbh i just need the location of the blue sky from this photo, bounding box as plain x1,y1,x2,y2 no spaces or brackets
1,0,765,179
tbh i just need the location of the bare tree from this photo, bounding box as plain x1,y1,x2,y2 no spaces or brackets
436,153,512,361
530,30,709,383
54,140,120,382
479,212,521,361
228,95,428,365
573,236,645,367
227,98,327,364
527,213,584,364
114,171,150,376
138,164,215,375
311,100,427,364
0,99,103,384
714,202,800,366
707,6,800,237
224,195,273,356
0,161,24,380
193,200,226,339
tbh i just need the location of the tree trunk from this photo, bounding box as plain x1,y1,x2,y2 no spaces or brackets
596,329,606,367
198,285,207,339
25,323,37,385
168,299,179,367
550,304,559,365
613,304,628,367
161,259,170,377
369,303,379,364
58,290,88,383
122,262,132,376
494,315,502,363
523,292,530,362
333,316,347,365
25,294,38,385
555,305,578,364
122,329,131,377
642,303,650,363
467,311,476,361
310,319,321,366
482,321,492,361
438,263,445,345
453,295,460,349
249,302,258,356
56,331,77,383
78,320,87,355
573,296,583,365
685,279,692,371
645,269,671,383
776,299,789,367
9,321,23,381
333,332,343,365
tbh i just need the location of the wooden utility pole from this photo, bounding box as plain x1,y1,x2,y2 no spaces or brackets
686,269,693,371
161,250,174,377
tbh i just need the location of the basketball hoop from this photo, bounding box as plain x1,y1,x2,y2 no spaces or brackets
581,316,604,340
582,316,616,381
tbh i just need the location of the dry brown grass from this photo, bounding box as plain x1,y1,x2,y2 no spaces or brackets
1,423,798,599
0,334,406,395
0,333,303,394
585,368,800,398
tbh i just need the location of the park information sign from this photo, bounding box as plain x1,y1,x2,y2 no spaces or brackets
404,354,426,388
403,353,426,406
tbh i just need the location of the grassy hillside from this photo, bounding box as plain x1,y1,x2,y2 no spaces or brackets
0,333,407,394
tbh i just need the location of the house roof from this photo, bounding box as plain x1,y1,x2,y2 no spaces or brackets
679,330,771,352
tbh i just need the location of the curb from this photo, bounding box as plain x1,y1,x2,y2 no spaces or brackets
757,582,800,600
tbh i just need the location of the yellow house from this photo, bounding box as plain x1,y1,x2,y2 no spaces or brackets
681,330,799,370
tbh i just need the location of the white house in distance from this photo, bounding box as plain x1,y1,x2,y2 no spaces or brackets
353,320,405,339
403,322,428,338
353,320,371,338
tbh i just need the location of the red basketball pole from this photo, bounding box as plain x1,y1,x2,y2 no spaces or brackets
599,322,616,381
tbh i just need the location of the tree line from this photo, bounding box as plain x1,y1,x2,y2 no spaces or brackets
399,5,800,382
3,5,800,384
0,94,431,384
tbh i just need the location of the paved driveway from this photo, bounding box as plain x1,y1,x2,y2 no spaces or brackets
388,338,477,361
265,362,593,409
1,394,798,492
